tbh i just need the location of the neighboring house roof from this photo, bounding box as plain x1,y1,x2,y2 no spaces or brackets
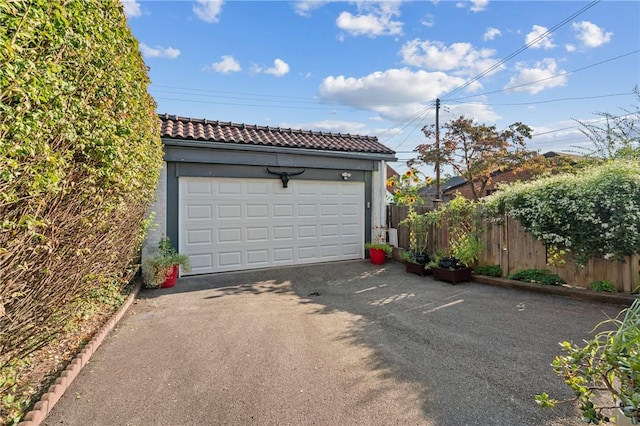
159,113,395,155
418,176,467,198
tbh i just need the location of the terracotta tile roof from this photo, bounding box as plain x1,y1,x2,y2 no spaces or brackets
159,113,395,155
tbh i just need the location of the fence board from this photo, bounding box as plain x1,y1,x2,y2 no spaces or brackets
388,205,639,293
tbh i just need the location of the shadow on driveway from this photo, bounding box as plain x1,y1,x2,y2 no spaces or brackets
45,260,623,426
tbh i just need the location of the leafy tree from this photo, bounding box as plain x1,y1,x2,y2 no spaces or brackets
413,116,538,200
574,86,640,160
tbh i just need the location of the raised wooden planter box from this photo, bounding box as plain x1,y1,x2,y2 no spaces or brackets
404,261,431,276
432,267,473,284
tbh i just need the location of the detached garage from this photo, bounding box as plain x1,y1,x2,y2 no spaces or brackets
144,114,396,276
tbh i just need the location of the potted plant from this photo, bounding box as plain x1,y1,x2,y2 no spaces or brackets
428,195,482,284
536,299,640,425
399,208,433,273
143,237,192,288
365,226,392,265
401,249,431,276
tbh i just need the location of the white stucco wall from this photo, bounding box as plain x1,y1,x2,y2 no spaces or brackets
141,162,167,267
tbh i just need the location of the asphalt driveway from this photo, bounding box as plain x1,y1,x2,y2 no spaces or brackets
44,260,624,425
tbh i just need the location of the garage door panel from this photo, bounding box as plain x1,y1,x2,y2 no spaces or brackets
320,204,338,216
320,224,338,237
342,223,360,237
217,181,242,195
185,180,212,195
217,228,241,243
298,246,317,259
247,204,269,218
218,204,241,218
246,227,269,241
180,178,364,274
246,182,270,195
298,225,317,239
297,204,316,216
186,229,212,245
218,251,242,267
273,226,294,240
273,204,294,218
342,242,361,256
273,248,294,262
189,253,213,272
185,204,213,220
321,184,339,195
247,250,269,265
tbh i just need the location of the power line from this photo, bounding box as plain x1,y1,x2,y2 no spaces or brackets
154,96,351,111
441,0,601,101
447,50,639,102
151,84,314,101
449,92,634,107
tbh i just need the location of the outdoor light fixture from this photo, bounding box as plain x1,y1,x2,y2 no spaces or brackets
341,171,351,180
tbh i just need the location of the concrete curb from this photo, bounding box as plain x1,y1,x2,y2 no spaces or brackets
17,281,142,426
472,274,639,306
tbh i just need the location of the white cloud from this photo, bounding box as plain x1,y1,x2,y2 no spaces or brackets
565,44,576,52
446,102,501,123
293,0,332,17
483,27,501,41
504,58,567,94
121,0,141,18
254,59,290,77
208,55,241,73
470,0,489,12
193,0,224,23
400,39,504,78
454,0,488,12
318,68,473,122
139,43,180,59
572,21,612,48
336,2,403,37
421,14,435,28
525,25,555,49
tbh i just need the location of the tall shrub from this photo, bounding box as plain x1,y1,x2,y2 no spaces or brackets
0,0,163,365
484,160,640,265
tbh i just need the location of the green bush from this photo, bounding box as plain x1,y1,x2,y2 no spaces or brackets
473,265,503,277
590,280,618,293
508,269,566,286
484,160,640,265
1,0,162,370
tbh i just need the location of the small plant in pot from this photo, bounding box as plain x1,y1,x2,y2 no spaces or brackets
427,195,483,284
401,249,431,276
365,226,392,265
399,208,433,266
143,237,191,289
536,299,640,425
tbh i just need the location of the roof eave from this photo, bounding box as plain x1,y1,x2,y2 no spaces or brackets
161,137,397,162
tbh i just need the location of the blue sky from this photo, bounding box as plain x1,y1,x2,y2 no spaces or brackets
123,0,639,174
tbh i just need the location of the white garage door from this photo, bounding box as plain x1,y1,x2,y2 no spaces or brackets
179,177,365,275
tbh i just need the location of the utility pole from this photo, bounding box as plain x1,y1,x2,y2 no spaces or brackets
435,98,441,201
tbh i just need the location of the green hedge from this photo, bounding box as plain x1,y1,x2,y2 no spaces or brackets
0,0,163,367
484,160,640,265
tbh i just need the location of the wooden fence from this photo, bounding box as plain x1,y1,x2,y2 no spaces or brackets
388,205,640,293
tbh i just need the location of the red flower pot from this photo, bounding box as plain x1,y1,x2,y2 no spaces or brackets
369,248,387,265
161,265,179,288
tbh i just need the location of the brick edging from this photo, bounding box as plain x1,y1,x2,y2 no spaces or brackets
17,281,142,426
